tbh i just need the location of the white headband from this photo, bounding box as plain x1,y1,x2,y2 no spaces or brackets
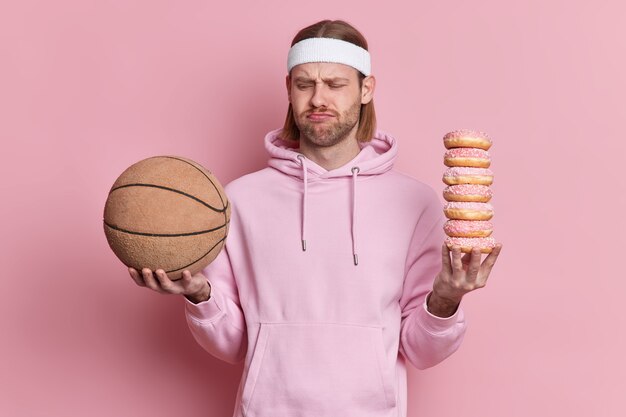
287,37,371,76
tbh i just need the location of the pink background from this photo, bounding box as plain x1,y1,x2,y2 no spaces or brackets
1,1,624,416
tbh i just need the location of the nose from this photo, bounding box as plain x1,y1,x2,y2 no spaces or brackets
310,83,327,108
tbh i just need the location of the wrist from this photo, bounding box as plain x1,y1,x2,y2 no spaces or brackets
185,282,211,304
426,291,461,318
430,289,461,305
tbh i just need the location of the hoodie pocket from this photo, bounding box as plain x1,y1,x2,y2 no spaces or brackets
240,322,396,417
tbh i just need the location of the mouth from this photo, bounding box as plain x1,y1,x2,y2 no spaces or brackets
306,112,335,122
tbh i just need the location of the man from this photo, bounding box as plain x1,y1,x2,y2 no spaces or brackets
130,19,502,417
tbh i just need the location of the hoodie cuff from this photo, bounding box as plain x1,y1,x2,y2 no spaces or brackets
417,291,463,334
184,284,223,321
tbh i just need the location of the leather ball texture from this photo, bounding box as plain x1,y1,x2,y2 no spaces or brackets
103,156,230,280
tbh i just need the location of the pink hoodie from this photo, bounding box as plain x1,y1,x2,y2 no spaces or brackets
185,128,467,417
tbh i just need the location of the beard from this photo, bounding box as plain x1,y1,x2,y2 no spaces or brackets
295,99,361,148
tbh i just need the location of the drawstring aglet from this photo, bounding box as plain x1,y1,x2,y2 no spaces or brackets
353,253,358,265
302,239,307,251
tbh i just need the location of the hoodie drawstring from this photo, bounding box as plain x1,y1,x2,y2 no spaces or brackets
296,154,360,266
296,154,307,252
351,166,360,266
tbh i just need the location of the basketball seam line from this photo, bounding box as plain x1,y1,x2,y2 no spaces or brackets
162,156,227,209
109,183,229,213
162,156,229,230
104,220,229,237
166,236,227,273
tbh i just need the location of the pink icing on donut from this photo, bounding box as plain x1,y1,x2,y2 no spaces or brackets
444,148,490,159
444,202,493,211
445,236,496,248
443,167,494,177
444,220,493,234
444,184,493,197
443,129,491,141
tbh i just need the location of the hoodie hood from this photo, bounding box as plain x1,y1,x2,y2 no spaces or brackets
265,128,398,180
264,128,399,265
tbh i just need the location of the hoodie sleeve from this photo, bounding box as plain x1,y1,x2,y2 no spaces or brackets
398,190,467,370
184,245,247,365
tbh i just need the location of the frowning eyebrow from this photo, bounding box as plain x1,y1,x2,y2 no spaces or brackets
293,76,350,83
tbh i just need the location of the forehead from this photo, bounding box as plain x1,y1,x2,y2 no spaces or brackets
290,62,360,81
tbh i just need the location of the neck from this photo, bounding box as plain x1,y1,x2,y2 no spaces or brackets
298,133,361,171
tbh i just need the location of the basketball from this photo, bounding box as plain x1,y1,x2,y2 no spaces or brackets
103,156,230,280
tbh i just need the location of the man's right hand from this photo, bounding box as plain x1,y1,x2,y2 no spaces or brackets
128,267,211,304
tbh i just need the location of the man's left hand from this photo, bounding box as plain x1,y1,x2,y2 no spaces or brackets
427,243,503,317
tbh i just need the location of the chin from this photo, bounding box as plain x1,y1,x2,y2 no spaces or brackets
297,115,360,148
303,135,341,148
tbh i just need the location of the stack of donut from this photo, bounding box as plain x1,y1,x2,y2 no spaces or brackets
442,130,497,253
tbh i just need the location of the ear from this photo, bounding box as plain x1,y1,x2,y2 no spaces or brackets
360,75,376,105
286,74,292,103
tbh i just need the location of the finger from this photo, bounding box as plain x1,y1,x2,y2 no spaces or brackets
480,243,503,276
129,267,145,287
181,270,203,293
466,247,482,282
154,269,178,294
460,251,472,267
181,270,193,282
441,244,452,271
181,270,198,288
141,268,161,292
451,246,463,273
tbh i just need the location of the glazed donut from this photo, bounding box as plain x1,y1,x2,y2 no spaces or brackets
444,220,493,238
443,167,494,186
443,129,492,150
445,236,496,253
444,202,494,221
444,148,491,168
443,184,492,202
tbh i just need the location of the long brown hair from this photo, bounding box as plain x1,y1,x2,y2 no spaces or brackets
281,20,376,142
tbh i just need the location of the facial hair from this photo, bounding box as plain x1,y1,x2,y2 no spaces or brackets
296,98,361,148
